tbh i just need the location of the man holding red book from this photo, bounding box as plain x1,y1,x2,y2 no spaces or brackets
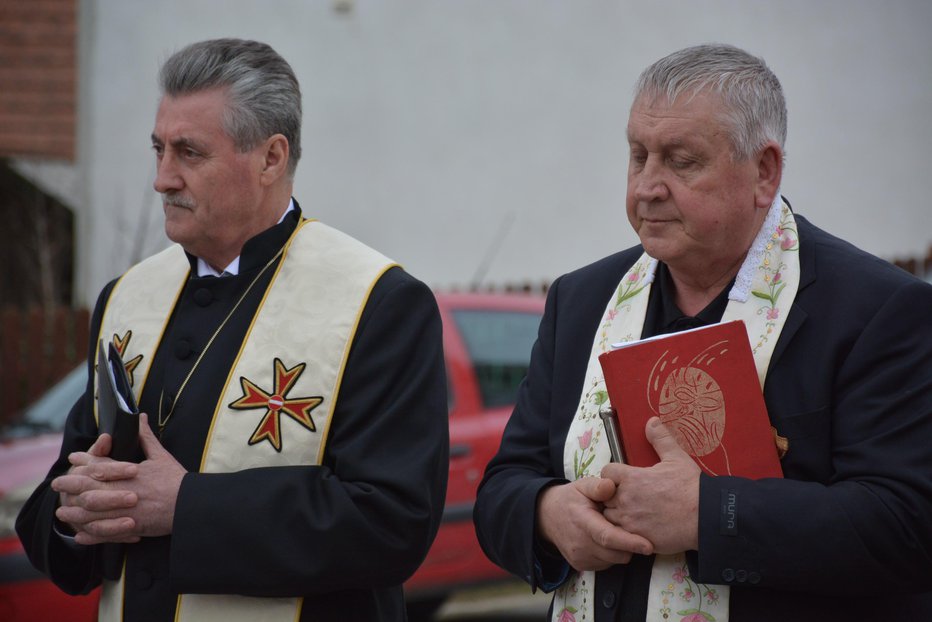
475,43,932,621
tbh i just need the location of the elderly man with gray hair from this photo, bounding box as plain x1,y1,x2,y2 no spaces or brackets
475,43,932,620
18,38,449,622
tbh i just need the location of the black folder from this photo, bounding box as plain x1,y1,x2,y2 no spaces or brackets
96,339,140,462
95,339,140,579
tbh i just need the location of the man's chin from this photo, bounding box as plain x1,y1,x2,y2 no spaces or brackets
638,237,678,263
164,222,194,246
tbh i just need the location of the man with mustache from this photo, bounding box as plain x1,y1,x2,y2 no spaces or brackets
474,43,932,620
17,38,449,622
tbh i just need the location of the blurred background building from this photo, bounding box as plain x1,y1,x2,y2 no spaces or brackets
3,0,932,306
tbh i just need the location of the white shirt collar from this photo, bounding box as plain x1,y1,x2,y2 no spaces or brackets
196,199,295,277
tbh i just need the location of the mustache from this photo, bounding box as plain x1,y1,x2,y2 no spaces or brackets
162,193,196,209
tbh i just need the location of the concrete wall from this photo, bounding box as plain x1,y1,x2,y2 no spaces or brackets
26,0,932,304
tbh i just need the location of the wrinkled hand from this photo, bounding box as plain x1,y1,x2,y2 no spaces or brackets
52,413,186,545
52,431,138,542
600,417,701,554
536,477,653,571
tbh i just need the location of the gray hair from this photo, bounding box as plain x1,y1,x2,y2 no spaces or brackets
159,38,302,177
634,44,786,161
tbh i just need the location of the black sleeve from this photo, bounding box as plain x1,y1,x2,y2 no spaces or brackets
168,268,450,595
474,275,570,592
15,280,118,595
692,277,932,595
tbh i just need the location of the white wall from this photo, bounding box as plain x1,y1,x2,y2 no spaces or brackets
59,0,932,304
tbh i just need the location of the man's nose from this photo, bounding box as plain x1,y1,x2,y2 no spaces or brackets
153,153,182,194
632,157,670,203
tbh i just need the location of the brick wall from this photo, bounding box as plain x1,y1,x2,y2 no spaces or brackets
0,0,77,161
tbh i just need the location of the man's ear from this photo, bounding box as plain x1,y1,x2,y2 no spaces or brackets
258,134,290,186
754,142,783,209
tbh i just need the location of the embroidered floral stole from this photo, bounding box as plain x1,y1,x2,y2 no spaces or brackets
552,200,800,622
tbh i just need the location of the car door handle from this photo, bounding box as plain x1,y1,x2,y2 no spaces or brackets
450,443,472,458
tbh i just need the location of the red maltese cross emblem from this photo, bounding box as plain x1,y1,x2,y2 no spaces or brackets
228,358,323,452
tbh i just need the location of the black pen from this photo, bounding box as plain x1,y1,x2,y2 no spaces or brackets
599,408,624,463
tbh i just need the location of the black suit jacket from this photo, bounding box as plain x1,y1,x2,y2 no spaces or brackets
474,213,932,621
17,206,450,621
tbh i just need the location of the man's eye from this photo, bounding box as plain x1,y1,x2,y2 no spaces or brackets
152,144,164,157
670,157,695,170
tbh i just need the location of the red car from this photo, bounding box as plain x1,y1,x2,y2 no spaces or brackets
405,292,545,617
0,365,99,622
0,291,544,621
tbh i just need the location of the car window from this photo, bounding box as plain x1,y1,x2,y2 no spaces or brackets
8,365,86,436
452,309,540,409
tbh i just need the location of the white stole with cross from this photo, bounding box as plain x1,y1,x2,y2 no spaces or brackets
95,220,396,622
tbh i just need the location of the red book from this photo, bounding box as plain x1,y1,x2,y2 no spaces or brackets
598,320,782,479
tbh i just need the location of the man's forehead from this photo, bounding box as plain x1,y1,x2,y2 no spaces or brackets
152,91,230,143
150,122,213,149
627,93,726,142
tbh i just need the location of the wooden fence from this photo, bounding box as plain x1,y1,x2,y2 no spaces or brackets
892,246,932,280
0,306,89,425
